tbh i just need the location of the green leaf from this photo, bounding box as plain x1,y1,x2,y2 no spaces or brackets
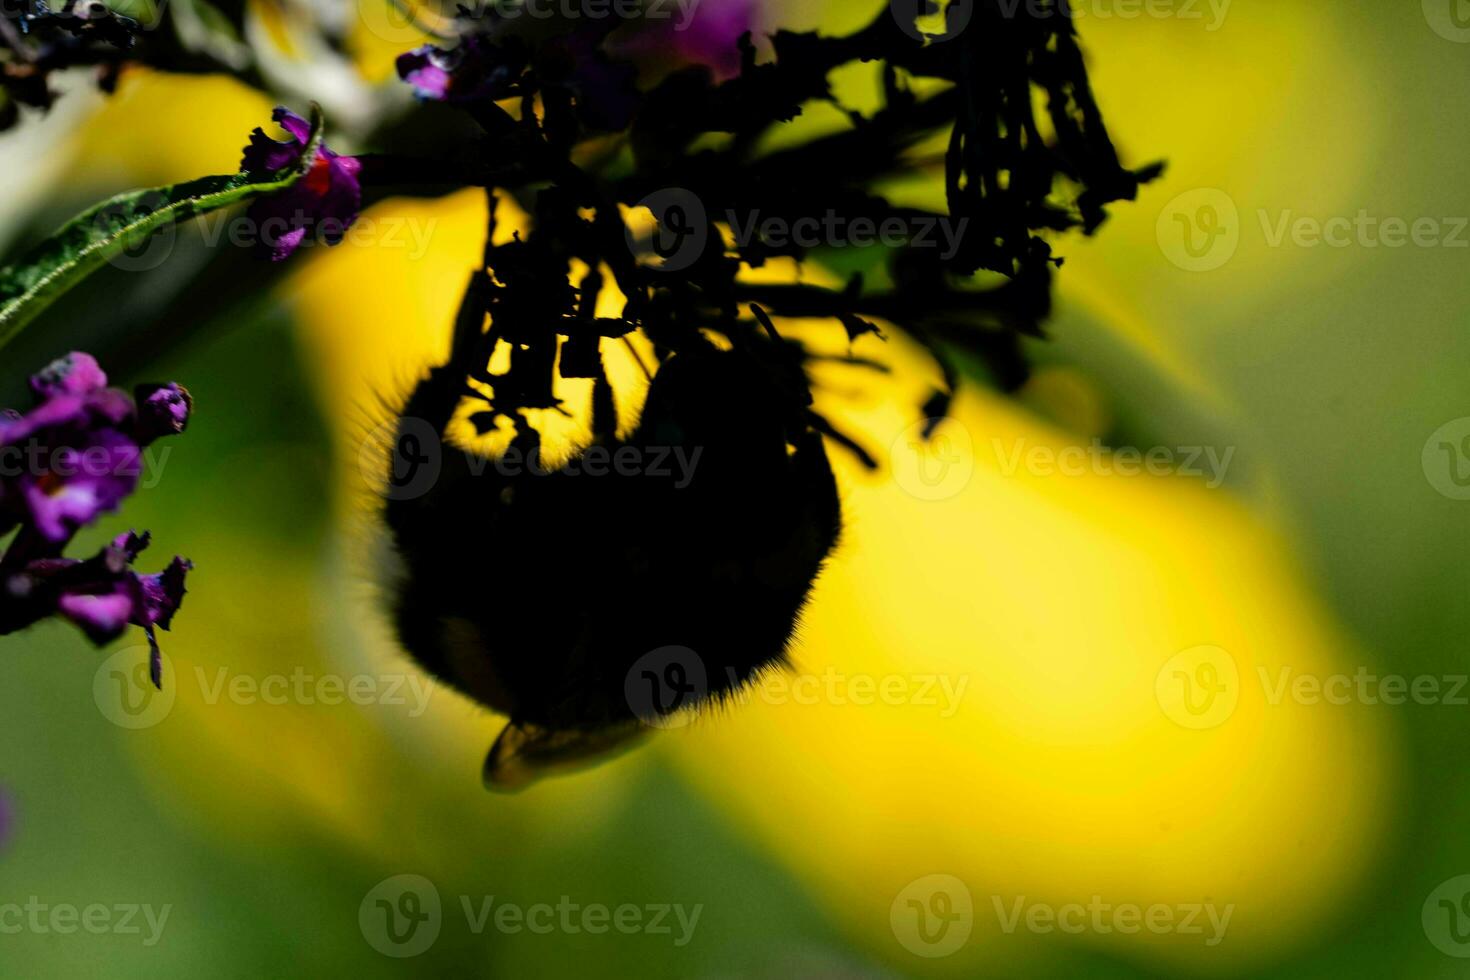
0,103,325,351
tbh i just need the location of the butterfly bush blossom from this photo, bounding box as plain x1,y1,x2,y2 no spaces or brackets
0,352,193,688
397,30,639,131
397,36,507,104
241,107,363,262
620,0,761,78
393,0,760,127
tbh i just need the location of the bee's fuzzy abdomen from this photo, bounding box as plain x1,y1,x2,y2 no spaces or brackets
384,346,842,746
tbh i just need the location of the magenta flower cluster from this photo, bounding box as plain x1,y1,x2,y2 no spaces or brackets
241,107,363,262
0,352,193,688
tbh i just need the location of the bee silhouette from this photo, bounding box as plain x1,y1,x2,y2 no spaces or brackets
382,285,841,789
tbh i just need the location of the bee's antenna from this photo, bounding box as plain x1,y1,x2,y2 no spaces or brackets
744,303,816,416
749,304,782,344
620,336,653,381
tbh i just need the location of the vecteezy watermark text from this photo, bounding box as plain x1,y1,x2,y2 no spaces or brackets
725,210,970,262
890,0,1229,43
93,647,437,730
1156,645,1470,730
991,895,1233,946
0,443,173,490
622,646,970,729
996,0,1230,29
489,444,701,486
459,895,701,945
993,438,1235,488
722,666,970,718
107,207,440,272
195,667,435,716
627,189,972,270
433,0,703,27
888,874,1233,958
370,416,706,502
357,0,704,44
359,875,701,958
1158,189,1470,271
0,899,171,946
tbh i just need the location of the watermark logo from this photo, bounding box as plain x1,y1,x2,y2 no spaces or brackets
1157,189,1239,272
360,875,443,958
891,417,974,501
628,188,708,272
1424,0,1470,42
890,0,973,42
357,0,431,44
360,417,444,502
99,191,177,273
93,647,176,729
1423,418,1470,500
625,646,708,728
890,874,974,958
1155,645,1239,729
1424,875,1470,956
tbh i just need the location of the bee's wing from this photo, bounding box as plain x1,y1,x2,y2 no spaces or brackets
482,720,648,792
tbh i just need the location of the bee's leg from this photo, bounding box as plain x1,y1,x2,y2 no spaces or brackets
590,366,617,445
794,426,843,557
384,272,494,539
396,270,493,440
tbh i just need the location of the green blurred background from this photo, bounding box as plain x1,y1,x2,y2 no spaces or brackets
2,0,1469,976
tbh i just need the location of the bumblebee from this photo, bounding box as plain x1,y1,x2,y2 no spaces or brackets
382,288,841,789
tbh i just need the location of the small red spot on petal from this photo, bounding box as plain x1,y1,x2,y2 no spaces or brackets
303,155,332,196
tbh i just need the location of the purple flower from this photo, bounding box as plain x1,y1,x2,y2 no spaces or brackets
0,353,194,688
398,46,456,102
15,429,140,544
28,351,108,399
396,36,519,105
396,29,638,132
614,0,761,79
48,535,192,688
674,0,761,77
685,0,764,74
240,107,362,262
135,382,192,443
0,354,178,544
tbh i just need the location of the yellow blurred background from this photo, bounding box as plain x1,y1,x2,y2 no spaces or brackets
3,1,1467,976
